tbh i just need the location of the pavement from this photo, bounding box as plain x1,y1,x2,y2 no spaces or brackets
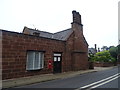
2,66,117,88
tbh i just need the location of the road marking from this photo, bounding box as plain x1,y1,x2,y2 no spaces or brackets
90,75,120,88
81,73,119,88
75,73,120,90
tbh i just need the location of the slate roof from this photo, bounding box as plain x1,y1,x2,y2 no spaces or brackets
23,27,88,45
88,48,96,54
53,29,73,40
27,28,54,39
23,27,73,41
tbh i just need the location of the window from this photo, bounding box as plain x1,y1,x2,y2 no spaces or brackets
26,51,44,70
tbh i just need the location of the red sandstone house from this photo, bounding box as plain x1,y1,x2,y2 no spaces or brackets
2,11,89,80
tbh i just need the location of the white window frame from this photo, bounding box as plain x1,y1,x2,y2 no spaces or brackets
54,53,61,56
26,51,44,70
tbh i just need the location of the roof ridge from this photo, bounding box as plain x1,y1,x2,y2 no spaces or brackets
28,27,53,34
53,28,72,34
24,27,73,41
27,27,72,35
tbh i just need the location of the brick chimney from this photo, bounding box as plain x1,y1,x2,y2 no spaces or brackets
71,10,83,33
71,10,87,51
95,44,97,53
72,10,82,25
71,10,89,70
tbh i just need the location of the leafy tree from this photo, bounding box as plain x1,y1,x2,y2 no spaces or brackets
117,45,120,62
117,45,120,54
109,46,117,60
88,53,94,61
90,50,116,63
101,46,108,51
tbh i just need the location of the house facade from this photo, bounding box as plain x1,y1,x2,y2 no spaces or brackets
2,10,89,80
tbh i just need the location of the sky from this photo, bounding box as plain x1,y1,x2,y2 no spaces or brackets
0,0,119,49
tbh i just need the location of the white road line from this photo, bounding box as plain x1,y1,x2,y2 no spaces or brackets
75,73,120,90
91,75,120,88
80,73,120,89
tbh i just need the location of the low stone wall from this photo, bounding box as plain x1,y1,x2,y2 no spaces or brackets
94,62,116,67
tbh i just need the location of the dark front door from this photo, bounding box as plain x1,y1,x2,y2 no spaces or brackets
53,53,62,73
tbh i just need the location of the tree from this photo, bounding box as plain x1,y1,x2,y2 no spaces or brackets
91,50,116,63
109,46,117,60
117,45,120,54
101,46,108,51
117,45,120,62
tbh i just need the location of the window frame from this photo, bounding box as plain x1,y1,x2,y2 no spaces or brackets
26,50,44,70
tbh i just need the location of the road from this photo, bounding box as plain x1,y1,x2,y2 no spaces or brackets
6,66,120,89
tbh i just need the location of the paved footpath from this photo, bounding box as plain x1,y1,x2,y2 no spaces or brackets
2,66,117,88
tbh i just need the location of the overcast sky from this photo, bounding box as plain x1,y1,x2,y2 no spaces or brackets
0,0,119,48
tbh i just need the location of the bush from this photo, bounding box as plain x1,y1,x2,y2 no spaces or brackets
109,46,117,60
90,50,116,63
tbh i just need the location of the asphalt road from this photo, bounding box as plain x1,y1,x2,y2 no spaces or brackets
6,66,120,89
